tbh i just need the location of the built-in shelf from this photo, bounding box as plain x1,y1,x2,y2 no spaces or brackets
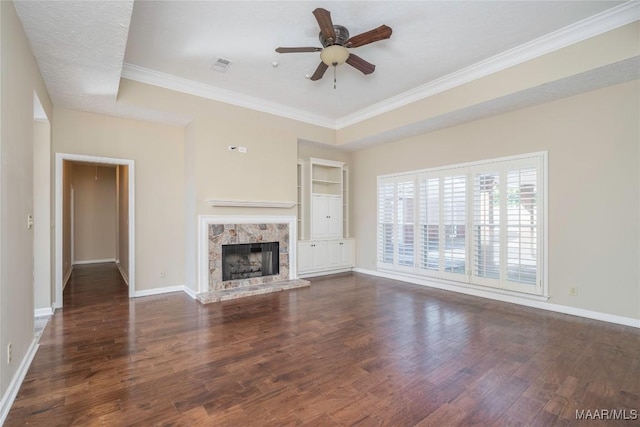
208,199,296,208
312,179,341,184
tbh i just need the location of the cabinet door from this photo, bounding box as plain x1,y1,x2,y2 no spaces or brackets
297,242,314,273
339,239,355,267
298,241,329,273
311,195,328,238
326,196,343,238
326,240,342,269
311,241,329,270
312,194,343,239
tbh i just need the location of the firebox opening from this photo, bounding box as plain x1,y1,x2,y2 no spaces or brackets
222,242,279,281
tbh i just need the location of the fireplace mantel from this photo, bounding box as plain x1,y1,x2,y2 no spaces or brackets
207,199,295,208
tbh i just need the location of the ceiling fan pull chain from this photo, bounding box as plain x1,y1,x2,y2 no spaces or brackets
333,66,337,89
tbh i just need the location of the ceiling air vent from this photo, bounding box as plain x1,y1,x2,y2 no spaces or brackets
211,57,232,72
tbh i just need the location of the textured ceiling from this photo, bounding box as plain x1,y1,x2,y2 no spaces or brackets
14,1,133,113
123,1,627,120
13,1,639,136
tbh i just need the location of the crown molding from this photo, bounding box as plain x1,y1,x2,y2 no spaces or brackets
121,2,638,131
335,1,640,129
121,63,336,129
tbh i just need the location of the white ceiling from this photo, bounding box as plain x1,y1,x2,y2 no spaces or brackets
14,1,640,135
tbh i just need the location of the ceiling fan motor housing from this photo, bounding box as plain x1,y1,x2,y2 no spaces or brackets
320,25,350,47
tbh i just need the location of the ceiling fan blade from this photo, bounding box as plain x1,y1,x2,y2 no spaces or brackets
346,54,375,75
310,62,329,81
346,25,392,48
312,8,336,42
275,47,322,53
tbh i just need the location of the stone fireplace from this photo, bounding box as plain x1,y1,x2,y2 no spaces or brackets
197,215,309,303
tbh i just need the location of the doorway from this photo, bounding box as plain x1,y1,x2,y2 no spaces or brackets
54,153,135,307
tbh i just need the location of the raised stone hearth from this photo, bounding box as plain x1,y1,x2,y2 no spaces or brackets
197,278,310,303
197,216,308,304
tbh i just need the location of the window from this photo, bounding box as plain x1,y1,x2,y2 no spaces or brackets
377,153,545,297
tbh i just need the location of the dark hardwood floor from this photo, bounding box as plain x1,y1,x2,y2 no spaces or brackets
6,263,639,426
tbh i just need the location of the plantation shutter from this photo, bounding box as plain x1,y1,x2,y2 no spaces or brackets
506,166,538,286
472,171,501,284
397,180,415,267
419,176,440,272
377,179,395,265
442,175,467,277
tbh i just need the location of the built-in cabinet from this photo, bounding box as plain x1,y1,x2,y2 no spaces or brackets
297,238,354,276
297,157,355,277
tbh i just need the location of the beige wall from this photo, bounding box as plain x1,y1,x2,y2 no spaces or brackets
351,80,640,320
72,164,116,263
117,165,129,281
53,108,185,291
298,140,351,164
184,123,196,292
192,115,298,214
117,80,302,216
117,78,336,147
33,119,51,310
62,161,73,281
0,0,52,397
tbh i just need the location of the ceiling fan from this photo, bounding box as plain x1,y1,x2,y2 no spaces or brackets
275,8,392,83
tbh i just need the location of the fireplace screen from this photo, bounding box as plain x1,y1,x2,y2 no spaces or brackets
222,242,280,281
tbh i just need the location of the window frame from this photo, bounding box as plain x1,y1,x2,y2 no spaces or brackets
377,152,548,298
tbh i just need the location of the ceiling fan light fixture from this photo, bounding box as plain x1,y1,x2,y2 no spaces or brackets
320,45,349,67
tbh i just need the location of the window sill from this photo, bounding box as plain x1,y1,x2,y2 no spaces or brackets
376,266,549,302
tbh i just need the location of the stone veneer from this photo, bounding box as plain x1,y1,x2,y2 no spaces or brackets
208,223,289,291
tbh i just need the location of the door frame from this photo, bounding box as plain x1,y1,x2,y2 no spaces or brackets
54,153,135,307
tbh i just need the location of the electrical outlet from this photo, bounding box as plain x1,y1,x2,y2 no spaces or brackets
27,214,34,229
569,287,578,296
7,342,12,364
238,146,247,153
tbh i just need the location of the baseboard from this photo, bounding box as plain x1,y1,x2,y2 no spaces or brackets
34,306,54,317
0,338,39,425
182,286,197,300
73,258,116,265
63,266,73,290
353,268,640,329
134,285,188,298
298,267,353,279
116,263,129,286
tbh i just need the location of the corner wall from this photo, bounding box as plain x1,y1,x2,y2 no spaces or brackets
0,0,53,411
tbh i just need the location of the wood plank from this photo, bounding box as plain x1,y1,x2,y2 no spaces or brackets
5,264,639,426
